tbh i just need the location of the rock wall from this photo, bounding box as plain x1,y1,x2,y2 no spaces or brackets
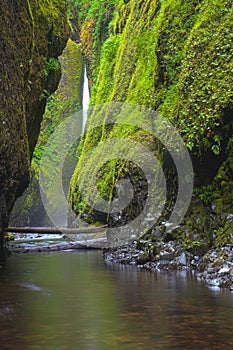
69,0,233,249
9,39,83,227
0,1,69,245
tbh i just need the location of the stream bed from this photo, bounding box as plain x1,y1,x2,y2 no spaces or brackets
0,250,233,349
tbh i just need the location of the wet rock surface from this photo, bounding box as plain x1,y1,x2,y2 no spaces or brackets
198,245,233,290
0,1,69,234
104,240,233,291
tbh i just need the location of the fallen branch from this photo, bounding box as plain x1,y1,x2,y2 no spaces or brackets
5,226,107,235
10,241,102,253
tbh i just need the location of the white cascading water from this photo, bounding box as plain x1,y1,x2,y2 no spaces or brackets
82,66,90,132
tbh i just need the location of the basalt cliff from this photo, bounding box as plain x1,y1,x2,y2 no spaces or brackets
0,0,69,258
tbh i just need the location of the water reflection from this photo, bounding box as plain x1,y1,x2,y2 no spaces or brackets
0,251,232,349
105,261,233,349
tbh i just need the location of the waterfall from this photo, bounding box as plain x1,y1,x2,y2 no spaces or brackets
82,66,90,132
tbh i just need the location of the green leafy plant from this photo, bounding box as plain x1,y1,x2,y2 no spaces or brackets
211,134,222,155
214,225,232,248
47,57,60,72
184,238,201,250
197,185,213,204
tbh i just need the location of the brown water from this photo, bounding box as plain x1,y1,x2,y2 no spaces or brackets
0,251,232,350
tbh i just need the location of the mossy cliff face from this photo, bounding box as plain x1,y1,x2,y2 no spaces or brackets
9,39,83,227
72,0,119,88
33,39,83,164
69,0,233,248
0,0,69,237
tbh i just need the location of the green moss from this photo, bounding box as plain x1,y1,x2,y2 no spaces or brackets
38,0,67,20
9,161,43,226
214,224,233,248
162,0,233,153
91,34,121,105
0,0,68,242
10,39,83,227
73,0,119,87
47,57,60,72
3,233,14,241
212,136,233,216
69,0,233,248
34,39,83,164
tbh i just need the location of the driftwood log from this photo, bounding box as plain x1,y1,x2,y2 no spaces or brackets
10,241,103,253
5,226,107,235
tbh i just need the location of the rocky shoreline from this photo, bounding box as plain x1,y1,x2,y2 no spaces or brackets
103,240,233,291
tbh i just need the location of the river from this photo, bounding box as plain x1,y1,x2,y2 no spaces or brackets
0,251,232,349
